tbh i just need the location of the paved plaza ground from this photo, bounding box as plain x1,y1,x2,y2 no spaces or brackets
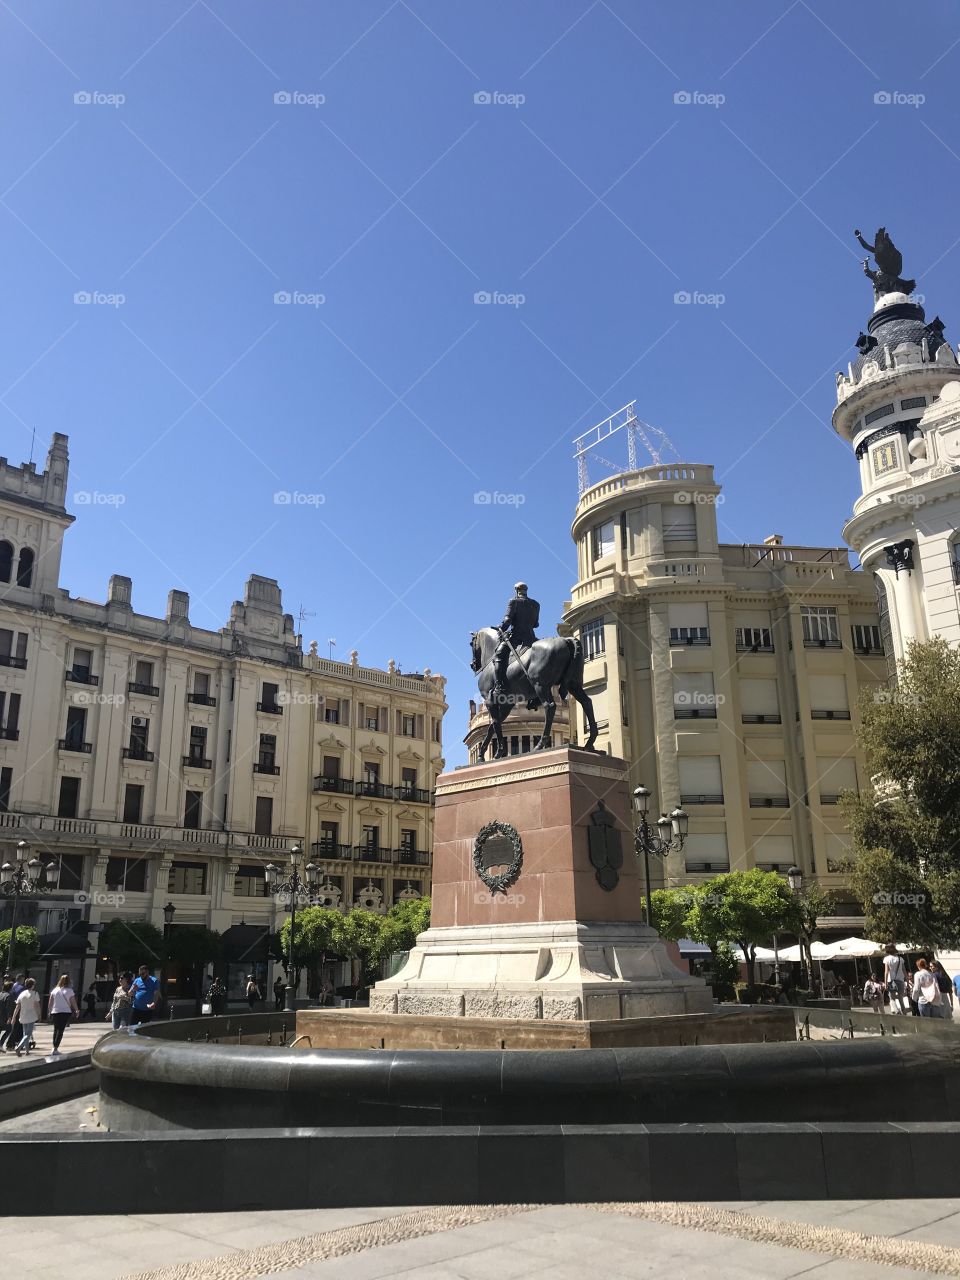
3,1096,960,1279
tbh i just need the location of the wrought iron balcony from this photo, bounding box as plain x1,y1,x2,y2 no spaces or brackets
0,655,27,670
355,781,393,799
310,841,353,860
810,709,851,720
395,785,431,804
679,793,724,805
257,701,283,715
741,713,782,724
182,755,213,770
313,776,354,794
59,738,92,753
65,669,97,685
674,708,717,719
749,795,789,808
187,693,217,707
354,845,390,863
122,746,154,761
397,848,430,866
802,637,842,649
253,762,280,775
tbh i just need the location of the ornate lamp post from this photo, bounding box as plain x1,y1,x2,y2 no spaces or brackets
632,787,687,928
787,864,810,990
0,841,47,972
161,901,176,1008
264,845,318,1013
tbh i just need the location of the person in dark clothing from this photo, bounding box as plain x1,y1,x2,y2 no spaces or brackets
273,976,285,1011
82,982,98,1021
0,980,15,1051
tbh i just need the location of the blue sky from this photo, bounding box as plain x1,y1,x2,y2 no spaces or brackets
2,1,959,765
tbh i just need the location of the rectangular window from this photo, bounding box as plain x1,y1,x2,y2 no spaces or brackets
187,725,207,764
401,766,417,786
257,734,276,769
581,618,605,661
105,856,147,893
362,825,379,851
72,647,93,679
6,693,20,734
64,705,86,748
673,672,717,718
0,766,11,813
661,502,697,542
57,775,80,818
129,717,149,753
817,756,859,803
261,682,279,712
193,672,210,697
318,820,339,852
801,606,840,646
592,521,616,560
852,623,883,653
747,759,788,805
668,603,710,646
682,832,730,874
364,760,380,784
400,829,416,853
43,853,84,891
740,678,780,723
0,630,11,659
254,795,273,836
122,783,143,825
432,717,442,744
134,659,154,686
809,674,849,717
168,861,207,895
677,756,723,804
183,789,203,830
324,704,340,723
401,713,416,737
865,403,895,425
322,755,340,780
233,864,267,898
735,626,773,651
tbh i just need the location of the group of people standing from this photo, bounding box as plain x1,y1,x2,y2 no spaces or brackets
862,948,957,1017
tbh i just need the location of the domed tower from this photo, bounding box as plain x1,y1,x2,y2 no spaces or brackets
834,228,960,664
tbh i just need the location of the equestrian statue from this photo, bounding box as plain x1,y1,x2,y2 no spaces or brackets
470,581,598,760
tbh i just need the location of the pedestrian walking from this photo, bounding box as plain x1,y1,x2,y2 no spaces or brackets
245,975,261,1010
882,946,909,1013
81,982,98,1021
912,958,942,1017
205,977,226,1015
863,972,884,1013
0,980,16,1050
107,976,133,1031
273,976,285,1011
932,961,954,1019
130,965,160,1026
10,974,25,998
13,979,40,1056
47,975,79,1056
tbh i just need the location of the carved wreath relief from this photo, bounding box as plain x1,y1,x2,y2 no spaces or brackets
473,820,523,894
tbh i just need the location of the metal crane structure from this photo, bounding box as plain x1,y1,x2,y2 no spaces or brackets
573,400,681,497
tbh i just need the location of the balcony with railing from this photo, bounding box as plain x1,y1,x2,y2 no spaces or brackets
256,701,283,715
122,746,154,762
0,809,302,852
679,793,724,805
355,781,393,800
395,785,432,804
182,755,213,770
64,669,97,685
674,708,717,720
749,795,790,808
253,762,280,775
0,655,27,670
187,692,217,707
313,775,355,794
128,682,160,697
310,841,354,860
741,713,782,724
809,709,851,721
60,738,92,753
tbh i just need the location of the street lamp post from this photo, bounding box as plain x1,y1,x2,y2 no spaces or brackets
265,845,319,1013
787,865,809,990
0,841,48,973
632,787,688,928
161,901,176,1011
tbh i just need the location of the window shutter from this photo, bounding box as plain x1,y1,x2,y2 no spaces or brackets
740,679,779,716
340,699,350,726
817,757,858,794
661,503,697,540
672,672,715,708
667,603,708,629
746,759,787,798
677,756,722,798
809,675,848,711
753,834,794,864
415,714,424,738
683,833,729,870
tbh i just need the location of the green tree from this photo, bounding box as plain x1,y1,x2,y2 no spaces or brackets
280,906,344,998
842,638,960,948
97,918,165,977
0,925,38,971
336,909,386,988
372,895,431,966
688,868,798,987
645,888,697,942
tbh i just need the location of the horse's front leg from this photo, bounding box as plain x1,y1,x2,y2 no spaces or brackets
532,685,556,750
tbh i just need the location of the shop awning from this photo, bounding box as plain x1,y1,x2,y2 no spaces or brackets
36,922,96,959
220,923,275,964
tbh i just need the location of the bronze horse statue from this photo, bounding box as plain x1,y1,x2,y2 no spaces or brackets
470,628,598,760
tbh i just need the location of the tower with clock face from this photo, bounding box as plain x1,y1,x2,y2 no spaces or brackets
834,248,960,667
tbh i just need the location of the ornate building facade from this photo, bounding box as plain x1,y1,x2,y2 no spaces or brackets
561,464,885,913
464,698,571,765
0,435,446,996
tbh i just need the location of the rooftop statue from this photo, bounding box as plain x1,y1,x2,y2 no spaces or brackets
470,582,598,760
855,227,916,299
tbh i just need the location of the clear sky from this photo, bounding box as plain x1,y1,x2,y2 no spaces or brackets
2,1,959,766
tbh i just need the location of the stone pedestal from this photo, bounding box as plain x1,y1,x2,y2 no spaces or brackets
371,747,712,1021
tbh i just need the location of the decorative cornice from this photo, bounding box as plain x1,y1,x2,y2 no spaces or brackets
436,759,626,796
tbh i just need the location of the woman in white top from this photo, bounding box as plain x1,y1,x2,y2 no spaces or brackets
13,979,41,1056
47,974,79,1056
912,958,942,1018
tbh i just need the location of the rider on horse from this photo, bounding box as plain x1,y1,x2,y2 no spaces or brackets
493,582,540,706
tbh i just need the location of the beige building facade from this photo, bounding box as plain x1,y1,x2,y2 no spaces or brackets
464,698,572,765
562,462,885,911
0,435,446,996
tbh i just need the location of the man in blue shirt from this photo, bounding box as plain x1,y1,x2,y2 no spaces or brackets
130,965,160,1025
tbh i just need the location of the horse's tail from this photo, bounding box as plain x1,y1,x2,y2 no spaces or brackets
558,636,583,701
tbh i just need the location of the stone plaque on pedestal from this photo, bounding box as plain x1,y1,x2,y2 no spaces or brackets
371,746,712,1021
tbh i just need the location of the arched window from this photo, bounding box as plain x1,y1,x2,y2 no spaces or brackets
0,542,12,584
16,548,34,588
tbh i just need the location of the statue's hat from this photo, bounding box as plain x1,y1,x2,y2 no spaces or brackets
514,581,527,591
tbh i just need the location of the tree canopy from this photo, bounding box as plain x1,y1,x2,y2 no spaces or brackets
0,926,38,970
98,918,165,974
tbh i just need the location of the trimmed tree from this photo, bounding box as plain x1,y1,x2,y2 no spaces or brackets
0,926,38,971
280,906,345,999
688,868,799,987
97,918,165,979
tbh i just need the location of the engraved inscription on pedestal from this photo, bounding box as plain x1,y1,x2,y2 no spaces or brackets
473,820,523,894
